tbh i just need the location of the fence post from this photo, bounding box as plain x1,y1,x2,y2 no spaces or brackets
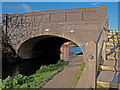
85,41,97,88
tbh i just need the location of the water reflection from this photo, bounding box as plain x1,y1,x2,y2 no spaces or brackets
2,54,60,79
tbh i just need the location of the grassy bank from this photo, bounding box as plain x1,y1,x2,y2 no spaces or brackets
2,60,68,88
74,63,85,88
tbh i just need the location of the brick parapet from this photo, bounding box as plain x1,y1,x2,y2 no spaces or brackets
2,5,108,56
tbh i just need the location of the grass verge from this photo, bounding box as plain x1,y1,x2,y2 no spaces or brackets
74,63,85,88
2,60,68,88
0,79,2,90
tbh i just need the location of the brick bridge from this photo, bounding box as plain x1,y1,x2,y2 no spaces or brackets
3,5,120,89
2,5,108,59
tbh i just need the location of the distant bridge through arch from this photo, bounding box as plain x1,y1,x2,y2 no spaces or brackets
2,5,108,59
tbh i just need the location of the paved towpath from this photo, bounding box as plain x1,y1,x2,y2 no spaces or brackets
42,55,83,88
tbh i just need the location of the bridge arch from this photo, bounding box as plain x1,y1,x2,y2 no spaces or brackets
17,32,84,59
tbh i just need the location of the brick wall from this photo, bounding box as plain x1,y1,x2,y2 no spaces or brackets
2,5,108,58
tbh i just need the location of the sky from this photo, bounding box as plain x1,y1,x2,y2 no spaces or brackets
1,0,120,2
1,2,119,30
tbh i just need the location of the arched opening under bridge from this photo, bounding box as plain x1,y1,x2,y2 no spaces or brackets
16,35,83,76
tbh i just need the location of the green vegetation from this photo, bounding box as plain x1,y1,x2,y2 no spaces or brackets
2,60,68,88
74,63,85,88
0,79,2,89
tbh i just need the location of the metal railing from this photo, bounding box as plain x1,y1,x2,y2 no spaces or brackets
96,28,108,74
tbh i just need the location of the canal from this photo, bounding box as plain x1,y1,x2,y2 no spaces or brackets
2,46,82,79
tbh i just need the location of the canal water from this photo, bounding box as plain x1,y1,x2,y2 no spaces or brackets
2,54,60,79
2,46,82,79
